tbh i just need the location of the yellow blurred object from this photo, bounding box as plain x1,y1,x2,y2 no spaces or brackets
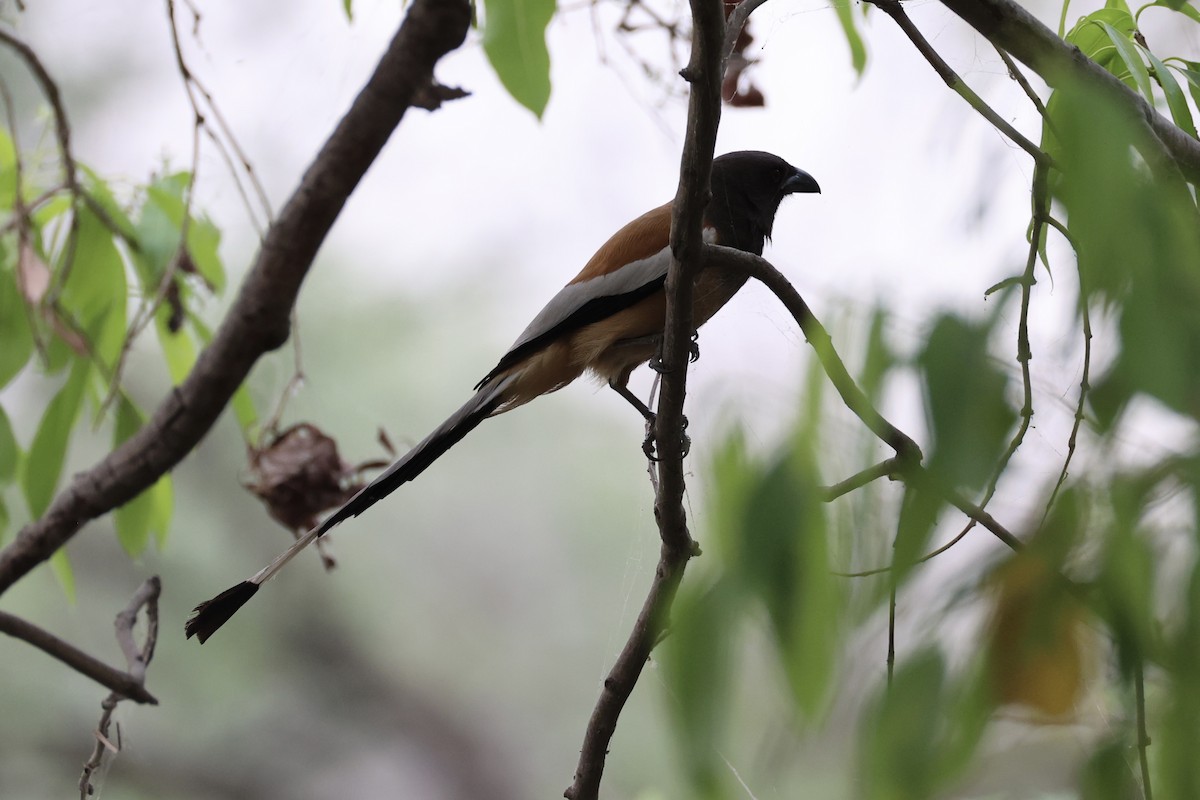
986,552,1091,719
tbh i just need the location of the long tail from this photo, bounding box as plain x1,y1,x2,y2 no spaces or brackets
185,378,513,643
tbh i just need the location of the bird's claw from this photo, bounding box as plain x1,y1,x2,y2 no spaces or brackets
648,332,700,373
642,415,690,462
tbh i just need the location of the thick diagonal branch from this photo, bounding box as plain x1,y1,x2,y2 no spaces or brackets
939,0,1200,184
0,0,472,596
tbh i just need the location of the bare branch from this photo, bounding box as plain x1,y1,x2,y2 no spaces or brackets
721,0,771,66
822,457,901,501
566,0,726,796
0,0,473,596
80,576,162,798
0,609,157,705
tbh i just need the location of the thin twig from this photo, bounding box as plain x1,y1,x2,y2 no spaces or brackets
79,576,161,799
994,45,1055,132
822,457,900,501
0,610,157,704
941,0,1200,184
1134,660,1154,800
99,0,210,415
0,28,132,242
1041,213,1089,523
932,161,1048,566
887,493,903,687
866,0,1053,170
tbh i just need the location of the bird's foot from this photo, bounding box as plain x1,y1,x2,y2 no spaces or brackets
648,332,700,374
642,415,691,462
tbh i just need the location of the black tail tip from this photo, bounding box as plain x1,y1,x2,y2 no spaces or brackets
185,581,260,643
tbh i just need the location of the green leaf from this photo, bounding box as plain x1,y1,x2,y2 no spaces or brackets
231,383,259,435
1144,47,1197,138
738,446,840,717
860,307,893,404
861,651,948,800
662,579,738,796
918,314,1016,490
893,483,944,579
0,495,8,543
1174,60,1200,113
835,0,868,77
58,207,128,370
0,252,34,389
31,193,71,228
711,428,753,564
1051,83,1200,423
1096,510,1155,673
155,307,197,384
0,403,19,484
859,650,990,800
1141,0,1200,23
190,314,258,434
1066,9,1134,70
22,358,89,519
1159,564,1200,796
0,127,15,210
50,547,75,603
112,396,174,554
342,0,352,20
1079,737,1139,799
80,167,137,245
135,172,225,294
482,0,555,118
1098,21,1154,98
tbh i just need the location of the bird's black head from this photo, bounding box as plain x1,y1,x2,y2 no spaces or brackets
707,150,820,255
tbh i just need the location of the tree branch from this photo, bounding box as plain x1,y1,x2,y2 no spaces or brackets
566,0,727,797
0,607,157,705
866,0,1052,169
0,0,472,596
939,0,1200,184
702,245,922,462
79,576,162,798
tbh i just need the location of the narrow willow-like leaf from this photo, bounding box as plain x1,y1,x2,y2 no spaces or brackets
835,0,868,77
22,358,89,519
1099,21,1154,99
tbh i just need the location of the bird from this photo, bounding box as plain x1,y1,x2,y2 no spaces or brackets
185,150,820,643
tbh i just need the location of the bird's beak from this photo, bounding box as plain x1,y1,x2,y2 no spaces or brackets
783,169,820,195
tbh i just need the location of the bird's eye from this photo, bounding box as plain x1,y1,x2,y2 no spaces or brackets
772,167,784,181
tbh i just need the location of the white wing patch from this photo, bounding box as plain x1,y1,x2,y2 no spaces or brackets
503,245,673,355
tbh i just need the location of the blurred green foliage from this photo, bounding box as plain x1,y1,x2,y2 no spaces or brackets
654,1,1200,798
